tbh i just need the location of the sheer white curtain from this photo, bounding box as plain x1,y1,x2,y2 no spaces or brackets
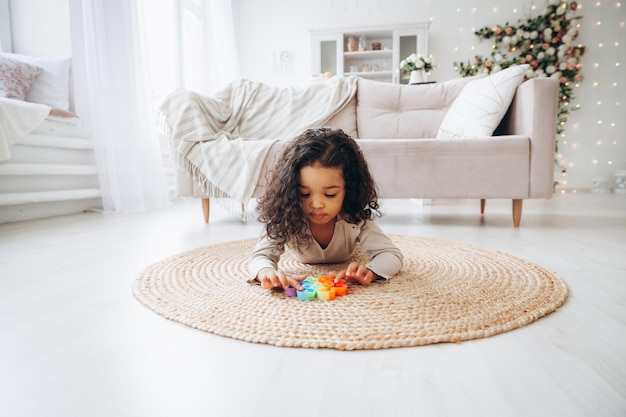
80,0,171,213
145,0,239,95
206,0,240,94
79,0,239,212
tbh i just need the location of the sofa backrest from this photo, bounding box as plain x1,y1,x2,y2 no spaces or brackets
354,76,484,139
323,94,359,139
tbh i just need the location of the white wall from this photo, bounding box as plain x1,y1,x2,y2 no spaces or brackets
232,0,626,191
8,0,71,58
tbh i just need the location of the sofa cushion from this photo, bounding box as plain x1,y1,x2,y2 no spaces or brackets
436,65,529,139
323,95,358,139
356,76,481,139
357,136,530,199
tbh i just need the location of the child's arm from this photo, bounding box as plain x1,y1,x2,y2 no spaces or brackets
249,233,304,290
356,220,403,280
329,220,402,285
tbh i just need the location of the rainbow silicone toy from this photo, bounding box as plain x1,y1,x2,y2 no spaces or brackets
285,275,348,301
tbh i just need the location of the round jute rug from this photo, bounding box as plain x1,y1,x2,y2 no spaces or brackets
133,235,568,350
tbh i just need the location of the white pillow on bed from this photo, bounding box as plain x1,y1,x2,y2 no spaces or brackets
0,52,72,111
436,65,529,139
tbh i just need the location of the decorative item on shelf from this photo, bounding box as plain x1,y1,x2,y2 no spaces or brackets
358,35,367,51
409,70,425,84
372,42,381,50
614,170,626,194
309,72,334,83
592,175,612,194
347,36,356,52
400,53,436,84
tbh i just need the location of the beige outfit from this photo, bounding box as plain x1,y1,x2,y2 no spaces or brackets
249,218,403,280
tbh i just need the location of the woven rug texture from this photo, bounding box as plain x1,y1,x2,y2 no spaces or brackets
133,235,568,350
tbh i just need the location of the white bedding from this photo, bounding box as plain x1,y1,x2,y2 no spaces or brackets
0,97,51,161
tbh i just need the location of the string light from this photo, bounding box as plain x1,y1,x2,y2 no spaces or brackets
450,1,623,192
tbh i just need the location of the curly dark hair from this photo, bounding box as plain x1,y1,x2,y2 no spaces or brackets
256,127,380,248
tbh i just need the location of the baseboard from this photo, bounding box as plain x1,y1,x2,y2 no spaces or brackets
0,198,102,223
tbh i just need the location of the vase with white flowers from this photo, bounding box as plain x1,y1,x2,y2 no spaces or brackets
400,53,436,84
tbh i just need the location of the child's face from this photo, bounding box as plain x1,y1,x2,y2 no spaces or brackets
298,162,345,226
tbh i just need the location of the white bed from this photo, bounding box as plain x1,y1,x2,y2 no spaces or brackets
0,49,100,223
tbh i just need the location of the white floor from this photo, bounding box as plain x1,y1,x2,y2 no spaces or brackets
1,193,625,417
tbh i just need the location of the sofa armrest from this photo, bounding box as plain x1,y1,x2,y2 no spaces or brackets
496,78,559,198
175,166,206,197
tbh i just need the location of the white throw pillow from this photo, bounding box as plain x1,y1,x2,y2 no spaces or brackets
436,65,529,139
0,52,71,111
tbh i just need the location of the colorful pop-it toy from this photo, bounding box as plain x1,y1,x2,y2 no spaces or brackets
285,275,348,301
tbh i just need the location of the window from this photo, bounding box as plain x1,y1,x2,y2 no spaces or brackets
140,0,208,104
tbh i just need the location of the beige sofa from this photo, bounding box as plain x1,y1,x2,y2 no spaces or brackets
176,74,559,227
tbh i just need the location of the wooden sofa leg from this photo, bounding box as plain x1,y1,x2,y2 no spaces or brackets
480,199,486,214
512,199,522,227
202,198,210,223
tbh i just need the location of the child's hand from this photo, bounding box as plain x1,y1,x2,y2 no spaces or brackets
332,262,378,286
256,268,305,290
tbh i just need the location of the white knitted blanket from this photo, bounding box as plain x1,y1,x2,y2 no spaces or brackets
158,77,358,205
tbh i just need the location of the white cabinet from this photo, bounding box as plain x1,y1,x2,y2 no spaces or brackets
311,22,430,84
